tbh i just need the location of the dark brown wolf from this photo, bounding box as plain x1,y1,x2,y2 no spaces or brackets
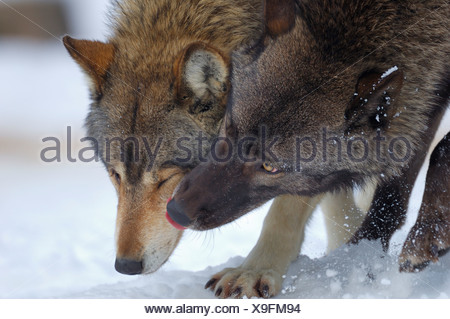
168,0,449,276
63,0,368,299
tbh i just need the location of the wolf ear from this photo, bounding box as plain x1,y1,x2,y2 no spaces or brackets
345,68,404,130
264,0,296,37
63,36,114,94
174,42,230,114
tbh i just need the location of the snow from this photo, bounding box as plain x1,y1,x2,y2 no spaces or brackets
381,66,399,79
1,9,450,299
61,241,450,299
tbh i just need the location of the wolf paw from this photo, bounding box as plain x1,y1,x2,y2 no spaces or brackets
399,222,450,272
205,267,283,299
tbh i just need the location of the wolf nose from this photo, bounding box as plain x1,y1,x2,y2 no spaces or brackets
167,199,192,228
114,258,143,275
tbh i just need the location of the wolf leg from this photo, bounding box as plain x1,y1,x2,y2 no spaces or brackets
205,194,322,299
349,145,427,250
399,133,450,272
321,189,368,253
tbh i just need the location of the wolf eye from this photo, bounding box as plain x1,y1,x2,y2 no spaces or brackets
262,162,278,174
157,176,172,189
110,169,121,185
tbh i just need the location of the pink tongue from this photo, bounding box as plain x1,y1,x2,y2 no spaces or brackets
165,211,187,230
166,198,186,230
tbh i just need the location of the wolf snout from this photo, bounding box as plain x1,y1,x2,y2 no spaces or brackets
115,258,143,275
166,199,193,229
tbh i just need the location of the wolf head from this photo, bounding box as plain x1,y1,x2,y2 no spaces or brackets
168,0,448,230
63,0,262,274
63,36,230,273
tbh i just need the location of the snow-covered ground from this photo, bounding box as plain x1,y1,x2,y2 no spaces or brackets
68,241,450,299
1,0,449,300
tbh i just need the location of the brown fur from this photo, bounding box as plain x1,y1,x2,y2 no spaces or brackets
264,0,296,36
63,37,114,93
169,0,449,271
